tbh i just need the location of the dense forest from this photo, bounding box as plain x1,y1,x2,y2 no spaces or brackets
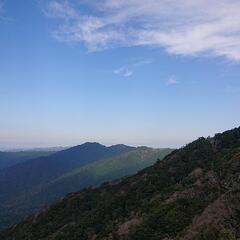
1,127,239,239
0,144,171,229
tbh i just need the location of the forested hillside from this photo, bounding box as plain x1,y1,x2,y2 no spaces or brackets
1,127,239,239
0,143,171,230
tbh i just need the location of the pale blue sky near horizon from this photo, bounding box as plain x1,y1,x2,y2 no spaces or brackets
0,0,240,149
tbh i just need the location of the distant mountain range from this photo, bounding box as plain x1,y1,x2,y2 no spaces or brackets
1,127,239,240
0,146,68,152
0,143,172,229
0,150,59,170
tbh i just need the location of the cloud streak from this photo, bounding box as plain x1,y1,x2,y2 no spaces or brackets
44,0,240,61
166,76,178,86
114,60,152,77
114,67,133,78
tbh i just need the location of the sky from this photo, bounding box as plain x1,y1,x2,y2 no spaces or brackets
0,0,240,149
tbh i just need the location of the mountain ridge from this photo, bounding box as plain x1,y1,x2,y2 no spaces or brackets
1,127,239,239
0,142,135,229
0,142,172,230
0,150,59,170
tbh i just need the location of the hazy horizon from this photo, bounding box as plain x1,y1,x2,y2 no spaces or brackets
1,1,239,150
1,125,238,151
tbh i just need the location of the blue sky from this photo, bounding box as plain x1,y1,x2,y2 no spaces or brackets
0,0,240,149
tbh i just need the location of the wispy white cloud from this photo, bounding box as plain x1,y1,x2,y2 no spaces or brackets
166,76,179,86
114,67,133,77
113,60,152,77
43,0,78,20
43,0,240,61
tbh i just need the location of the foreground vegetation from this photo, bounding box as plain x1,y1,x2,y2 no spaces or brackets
1,127,240,239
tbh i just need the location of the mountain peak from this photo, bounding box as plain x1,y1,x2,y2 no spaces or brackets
1,127,240,239
79,142,106,149
82,142,104,146
62,142,106,153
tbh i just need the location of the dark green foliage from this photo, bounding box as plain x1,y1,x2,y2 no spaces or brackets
0,143,135,229
1,127,240,240
214,127,240,149
0,144,171,230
